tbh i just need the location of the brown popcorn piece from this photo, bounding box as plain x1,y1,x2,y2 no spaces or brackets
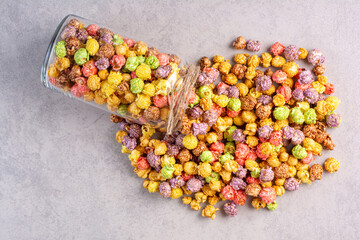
323,134,335,150
290,123,303,131
233,36,247,50
66,36,81,56
144,106,160,122
231,64,247,79
117,80,130,93
96,43,115,59
309,164,323,181
255,69,264,78
313,64,325,76
240,96,257,111
192,141,208,157
68,18,83,29
145,47,159,57
110,114,122,123
245,183,261,197
97,28,114,37
200,57,211,70
256,104,272,119
303,122,327,144
274,163,289,179
55,75,71,91
68,65,82,81
180,115,191,135
178,149,192,163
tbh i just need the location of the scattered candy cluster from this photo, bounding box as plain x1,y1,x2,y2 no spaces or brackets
113,34,342,219
47,18,182,127
113,36,341,219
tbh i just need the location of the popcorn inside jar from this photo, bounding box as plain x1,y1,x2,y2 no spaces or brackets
42,15,200,134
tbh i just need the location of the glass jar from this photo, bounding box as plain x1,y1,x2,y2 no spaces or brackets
41,14,199,134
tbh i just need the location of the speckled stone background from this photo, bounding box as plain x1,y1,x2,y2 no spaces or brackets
1,0,360,239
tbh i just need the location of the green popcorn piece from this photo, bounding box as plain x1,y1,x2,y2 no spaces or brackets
290,107,305,124
200,151,214,163
224,126,237,142
130,78,144,94
55,41,67,58
137,55,145,64
292,145,307,159
118,104,128,115
205,172,220,183
227,98,241,111
219,152,234,165
74,48,89,65
267,201,277,211
161,164,174,179
197,85,213,99
125,56,139,71
112,34,123,46
224,142,236,155
250,168,260,178
145,55,159,70
304,108,317,124
274,144,283,152
273,106,290,120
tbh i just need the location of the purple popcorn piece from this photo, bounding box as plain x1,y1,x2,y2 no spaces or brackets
122,135,137,151
284,177,300,191
230,177,247,190
166,144,180,156
234,165,248,179
100,33,113,45
284,45,300,61
257,125,273,139
186,178,202,192
246,40,261,52
155,65,172,79
232,129,246,142
298,69,314,85
326,113,341,128
129,124,142,139
257,95,272,105
188,106,203,119
291,129,305,145
255,75,272,92
159,182,171,198
259,168,274,182
282,126,295,140
175,134,185,148
95,57,110,70
224,202,238,216
170,176,185,188
202,110,218,127
192,122,208,136
304,88,320,104
228,86,240,98
147,150,161,169
61,25,76,40
292,88,304,101
76,28,89,43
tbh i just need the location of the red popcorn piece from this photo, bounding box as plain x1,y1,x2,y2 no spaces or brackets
210,141,225,154
272,70,287,84
227,109,240,117
259,187,276,204
221,185,235,201
137,157,150,170
246,176,260,184
269,131,283,146
270,42,285,56
124,38,135,48
187,89,197,104
324,83,335,95
246,148,257,161
110,55,126,71
153,94,168,108
157,53,170,66
86,24,99,36
294,81,311,91
233,190,247,205
182,172,193,181
302,151,315,164
212,104,225,116
235,157,245,166
256,144,269,160
276,85,292,102
82,60,98,77
49,77,57,87
235,143,250,159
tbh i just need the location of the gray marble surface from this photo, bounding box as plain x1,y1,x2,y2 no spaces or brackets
1,0,360,239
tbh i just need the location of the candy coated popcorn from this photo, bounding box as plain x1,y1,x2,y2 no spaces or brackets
170,188,183,199
259,187,276,204
307,49,325,66
284,177,300,191
290,107,305,124
273,106,290,120
324,158,340,173
86,38,99,56
298,48,308,59
267,201,277,211
261,52,272,68
292,145,307,159
159,182,171,198
326,113,341,128
284,45,300,61
271,55,286,68
246,40,261,52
